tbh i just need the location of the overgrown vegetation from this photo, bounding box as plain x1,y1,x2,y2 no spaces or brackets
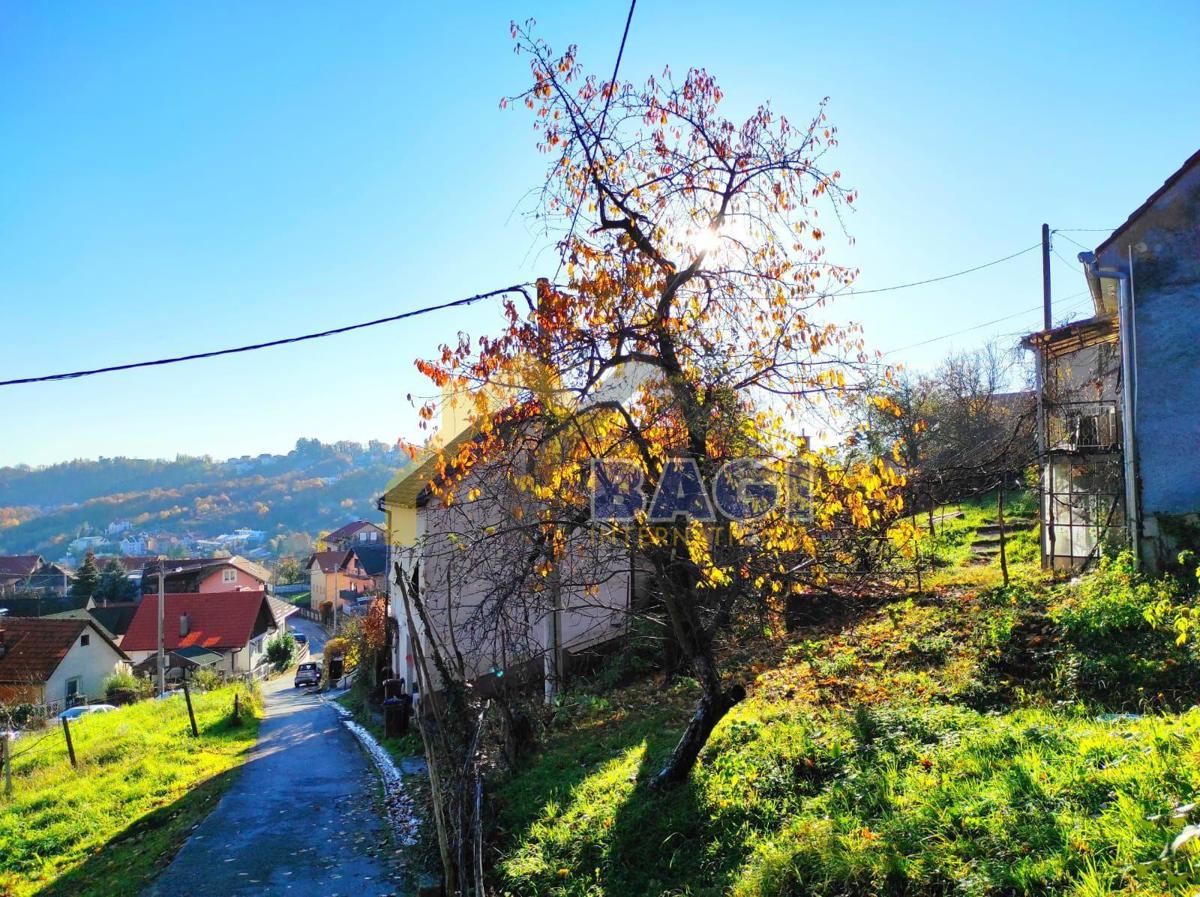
265,630,298,672
490,539,1200,896
0,683,261,897
102,670,153,704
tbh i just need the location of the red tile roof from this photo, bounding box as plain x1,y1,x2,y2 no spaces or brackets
307,550,353,574
0,617,127,683
323,520,378,543
0,555,42,577
121,590,269,653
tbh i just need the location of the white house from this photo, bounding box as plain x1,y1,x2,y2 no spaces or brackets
0,617,131,709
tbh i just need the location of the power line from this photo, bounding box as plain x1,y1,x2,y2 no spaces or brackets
883,290,1092,355
1051,230,1093,252
1051,245,1080,272
554,0,637,282
0,286,531,388
841,243,1041,296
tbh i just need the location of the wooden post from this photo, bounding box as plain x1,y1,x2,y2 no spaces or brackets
911,512,923,594
997,486,1010,588
183,681,199,738
62,718,77,768
233,692,241,724
3,732,11,798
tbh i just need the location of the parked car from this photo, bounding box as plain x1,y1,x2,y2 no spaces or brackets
57,704,117,721
294,662,320,688
291,631,308,646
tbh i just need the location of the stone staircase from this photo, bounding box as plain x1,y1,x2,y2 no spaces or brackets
968,517,1035,565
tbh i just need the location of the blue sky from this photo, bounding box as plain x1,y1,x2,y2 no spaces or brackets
1,1,1197,467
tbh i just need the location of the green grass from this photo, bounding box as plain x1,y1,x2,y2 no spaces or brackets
0,684,261,897
336,685,423,763
912,490,1043,591
492,555,1200,897
496,702,1200,897
285,591,312,607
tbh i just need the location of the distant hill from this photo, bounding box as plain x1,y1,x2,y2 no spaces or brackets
0,438,409,560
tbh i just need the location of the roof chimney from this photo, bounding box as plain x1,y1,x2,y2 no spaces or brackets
179,613,190,638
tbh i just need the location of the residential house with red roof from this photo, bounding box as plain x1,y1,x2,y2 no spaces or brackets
121,589,281,676
0,617,130,709
321,520,385,552
0,555,73,598
138,555,271,596
306,550,374,617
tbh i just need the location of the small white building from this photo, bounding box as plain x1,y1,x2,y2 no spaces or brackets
0,617,130,709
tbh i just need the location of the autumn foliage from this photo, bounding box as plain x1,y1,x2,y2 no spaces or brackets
412,22,904,790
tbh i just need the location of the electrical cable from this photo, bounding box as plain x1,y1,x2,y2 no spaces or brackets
553,0,638,282
883,291,1092,355
841,243,1040,296
0,285,531,388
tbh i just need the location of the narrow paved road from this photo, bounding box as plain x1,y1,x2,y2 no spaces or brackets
144,635,406,897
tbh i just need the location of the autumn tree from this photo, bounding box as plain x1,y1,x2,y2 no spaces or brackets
410,23,902,796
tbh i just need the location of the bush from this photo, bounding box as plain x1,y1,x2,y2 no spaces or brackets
0,703,52,731
103,671,153,705
265,631,297,672
1050,551,1200,708
191,668,224,692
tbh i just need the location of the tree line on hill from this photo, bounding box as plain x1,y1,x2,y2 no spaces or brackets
0,439,410,559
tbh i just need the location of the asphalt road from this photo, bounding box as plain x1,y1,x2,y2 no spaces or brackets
287,614,330,658
143,654,407,897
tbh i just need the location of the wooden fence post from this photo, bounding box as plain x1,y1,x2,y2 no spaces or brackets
183,682,199,738
997,487,1010,588
62,718,77,769
233,692,241,724
3,732,11,798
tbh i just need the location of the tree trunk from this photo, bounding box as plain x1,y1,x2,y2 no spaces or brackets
653,678,745,788
927,504,936,538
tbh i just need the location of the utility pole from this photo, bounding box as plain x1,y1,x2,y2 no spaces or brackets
157,557,166,697
1042,223,1053,330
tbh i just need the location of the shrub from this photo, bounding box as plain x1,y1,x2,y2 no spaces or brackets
265,631,297,672
103,671,153,705
191,668,224,692
1050,551,1200,708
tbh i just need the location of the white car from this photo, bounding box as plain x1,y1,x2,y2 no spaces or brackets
57,704,117,721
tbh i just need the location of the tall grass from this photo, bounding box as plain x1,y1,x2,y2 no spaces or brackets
0,684,260,897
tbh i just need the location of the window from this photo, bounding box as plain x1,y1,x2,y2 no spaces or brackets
80,633,90,647
222,568,237,584
369,531,378,542
65,677,80,704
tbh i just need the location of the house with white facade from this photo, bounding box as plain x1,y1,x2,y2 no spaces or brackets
0,617,130,710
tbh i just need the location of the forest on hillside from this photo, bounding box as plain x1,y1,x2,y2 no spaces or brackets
0,438,409,559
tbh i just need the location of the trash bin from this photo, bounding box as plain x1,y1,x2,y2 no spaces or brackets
383,693,413,738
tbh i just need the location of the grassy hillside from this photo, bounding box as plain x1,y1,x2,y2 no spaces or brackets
0,684,261,897
491,512,1200,896
0,438,409,558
